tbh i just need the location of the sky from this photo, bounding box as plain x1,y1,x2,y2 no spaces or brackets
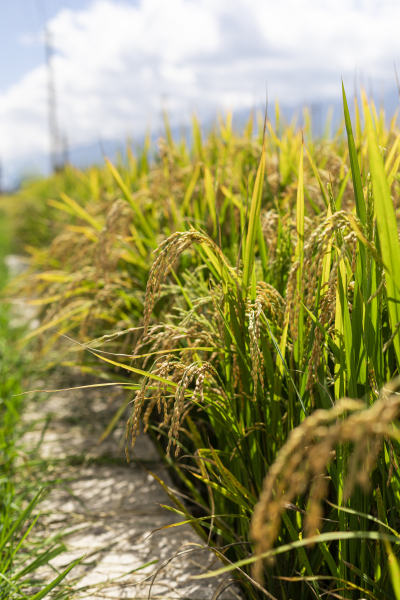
1,0,400,187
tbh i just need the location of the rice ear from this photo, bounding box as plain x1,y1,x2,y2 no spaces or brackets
251,379,400,581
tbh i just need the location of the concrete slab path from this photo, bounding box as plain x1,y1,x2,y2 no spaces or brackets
23,383,243,600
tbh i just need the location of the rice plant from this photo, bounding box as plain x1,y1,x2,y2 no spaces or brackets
6,109,343,361
120,88,400,599
8,87,400,599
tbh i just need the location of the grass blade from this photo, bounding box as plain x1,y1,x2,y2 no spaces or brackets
30,556,83,600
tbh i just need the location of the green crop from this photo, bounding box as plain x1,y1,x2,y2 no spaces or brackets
7,88,400,599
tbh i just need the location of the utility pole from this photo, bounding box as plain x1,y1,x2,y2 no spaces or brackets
36,0,67,173
44,24,61,172
61,133,69,167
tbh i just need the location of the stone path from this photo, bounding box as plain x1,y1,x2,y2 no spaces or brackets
23,382,242,600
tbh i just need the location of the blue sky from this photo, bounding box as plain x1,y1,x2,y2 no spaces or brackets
1,0,400,186
0,1,93,91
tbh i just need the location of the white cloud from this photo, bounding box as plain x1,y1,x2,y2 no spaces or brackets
1,0,400,179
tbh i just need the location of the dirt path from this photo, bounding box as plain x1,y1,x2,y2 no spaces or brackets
23,383,242,600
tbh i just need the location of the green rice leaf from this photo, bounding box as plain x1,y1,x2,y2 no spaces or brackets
384,540,400,599
342,83,366,225
243,139,266,292
362,89,400,364
192,531,400,579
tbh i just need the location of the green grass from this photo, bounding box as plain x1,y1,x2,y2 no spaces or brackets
6,89,400,599
0,305,84,599
0,210,82,598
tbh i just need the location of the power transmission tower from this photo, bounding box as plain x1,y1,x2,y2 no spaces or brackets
44,25,61,172
61,133,69,167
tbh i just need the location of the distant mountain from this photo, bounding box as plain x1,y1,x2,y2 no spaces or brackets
3,90,399,192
